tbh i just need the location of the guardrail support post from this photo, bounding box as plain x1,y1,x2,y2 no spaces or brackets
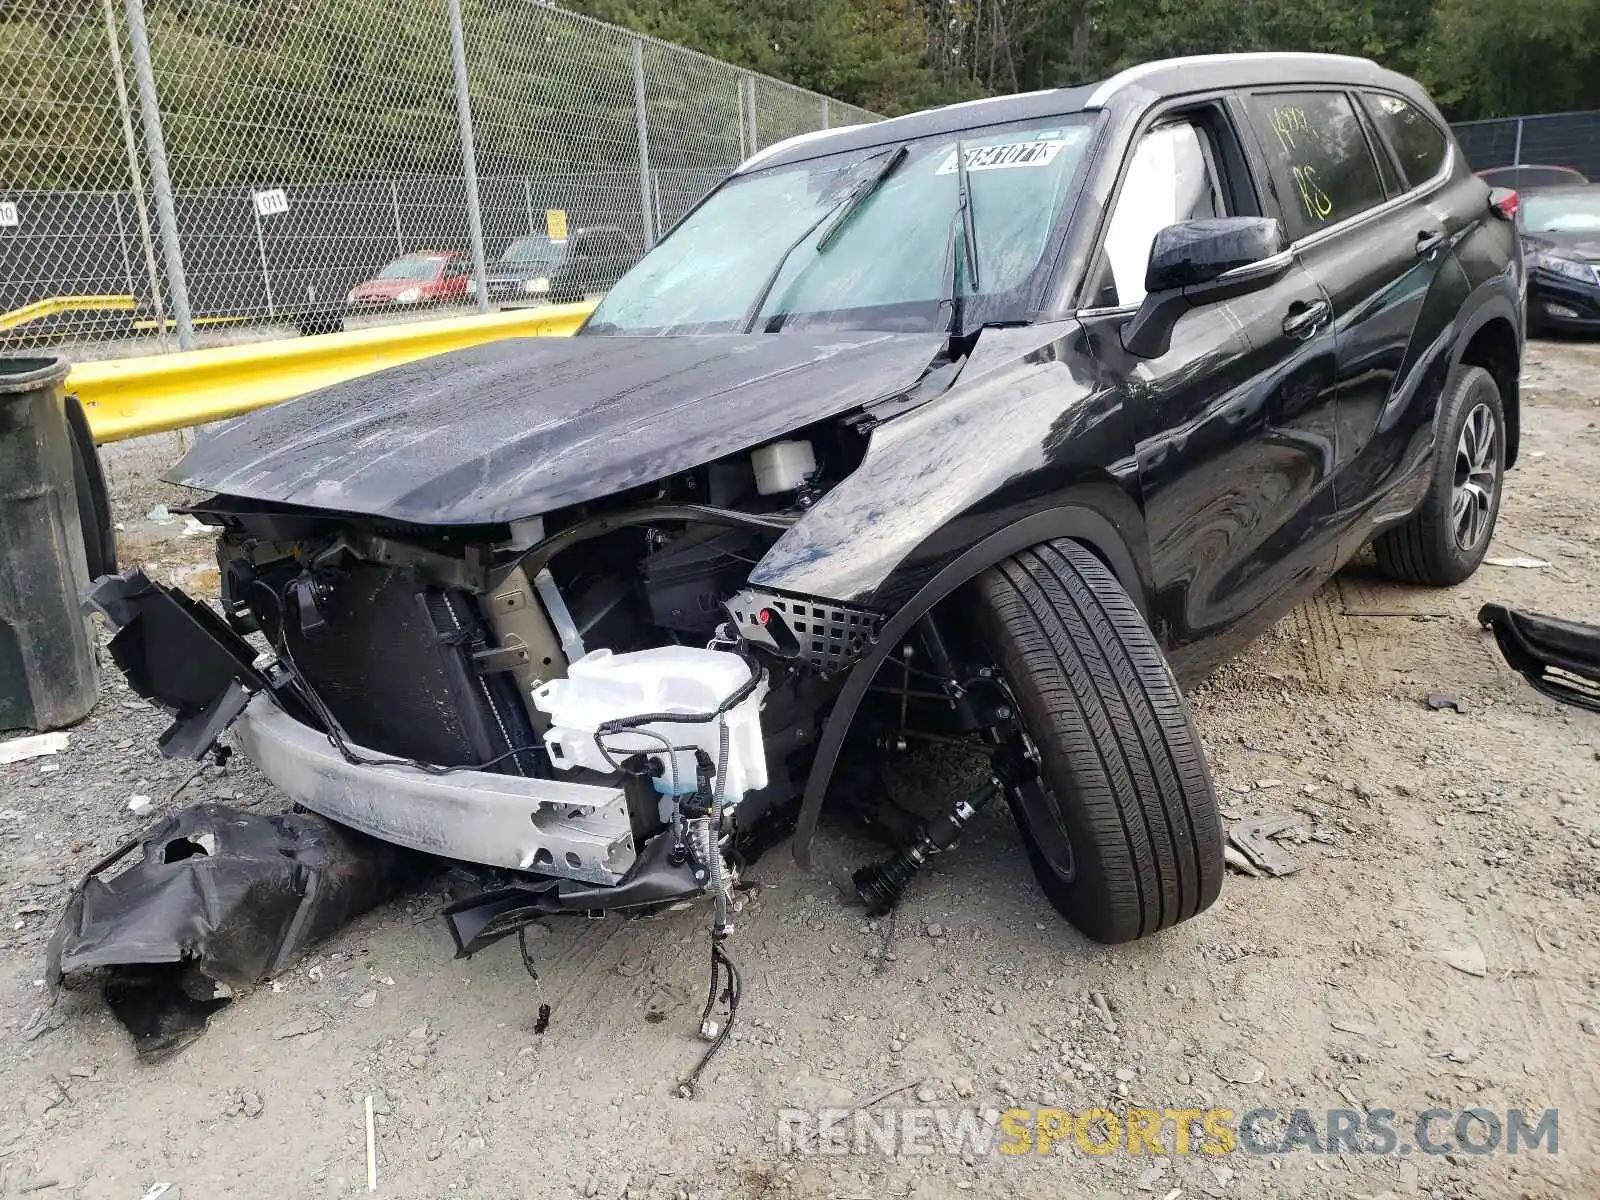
445,0,489,314
122,0,195,350
631,38,655,247
1512,118,1524,166
821,95,829,129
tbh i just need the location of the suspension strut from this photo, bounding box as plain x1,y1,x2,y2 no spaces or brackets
851,738,1037,916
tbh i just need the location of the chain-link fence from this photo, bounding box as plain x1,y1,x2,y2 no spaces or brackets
0,0,877,356
1451,111,1600,182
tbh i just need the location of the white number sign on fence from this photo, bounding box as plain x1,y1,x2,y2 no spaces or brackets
0,201,19,228
252,189,289,218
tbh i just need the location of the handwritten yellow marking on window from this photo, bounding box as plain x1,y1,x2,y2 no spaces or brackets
1269,105,1313,155
1291,164,1335,223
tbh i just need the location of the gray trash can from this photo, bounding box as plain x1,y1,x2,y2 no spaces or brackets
0,357,99,731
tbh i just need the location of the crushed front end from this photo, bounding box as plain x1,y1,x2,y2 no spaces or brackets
88,422,890,929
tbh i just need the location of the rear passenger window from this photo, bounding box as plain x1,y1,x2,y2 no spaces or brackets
1365,93,1448,188
1245,92,1388,237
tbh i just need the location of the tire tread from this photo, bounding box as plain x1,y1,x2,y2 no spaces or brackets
972,539,1222,943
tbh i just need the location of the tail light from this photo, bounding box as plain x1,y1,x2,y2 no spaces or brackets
1489,188,1519,220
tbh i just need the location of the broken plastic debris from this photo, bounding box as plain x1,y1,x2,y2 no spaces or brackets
0,732,70,765
46,804,423,1060
1426,693,1467,713
1226,815,1308,877
1439,942,1488,977
127,795,153,816
1482,555,1550,569
141,1185,174,1200
145,504,173,522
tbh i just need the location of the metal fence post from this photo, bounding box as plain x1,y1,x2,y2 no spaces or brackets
1512,118,1524,166
250,192,276,318
389,180,405,255
821,96,830,130
101,0,168,346
631,38,655,247
445,0,489,313
745,74,758,153
121,0,194,349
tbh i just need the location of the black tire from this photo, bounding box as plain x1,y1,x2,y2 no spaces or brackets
970,540,1223,944
1373,365,1504,586
65,395,116,581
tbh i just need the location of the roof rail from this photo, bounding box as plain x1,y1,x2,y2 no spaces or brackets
1084,52,1380,108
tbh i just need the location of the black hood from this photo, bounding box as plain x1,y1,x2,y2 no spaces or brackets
168,332,945,525
1528,232,1600,262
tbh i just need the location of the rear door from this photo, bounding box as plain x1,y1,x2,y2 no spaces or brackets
1078,97,1341,679
1238,88,1471,560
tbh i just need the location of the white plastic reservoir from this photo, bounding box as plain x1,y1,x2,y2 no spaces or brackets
532,647,769,802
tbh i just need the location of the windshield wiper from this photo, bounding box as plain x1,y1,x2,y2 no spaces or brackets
739,145,906,335
815,143,909,253
941,139,982,339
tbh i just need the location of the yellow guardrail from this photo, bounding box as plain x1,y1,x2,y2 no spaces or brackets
71,302,595,443
0,294,137,333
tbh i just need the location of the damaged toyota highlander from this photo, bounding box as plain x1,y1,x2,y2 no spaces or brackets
72,54,1522,1066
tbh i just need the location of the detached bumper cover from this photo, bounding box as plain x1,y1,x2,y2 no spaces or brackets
47,803,421,1060
232,696,638,884
1480,603,1600,712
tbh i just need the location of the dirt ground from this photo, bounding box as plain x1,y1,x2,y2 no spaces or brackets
2,340,1597,1200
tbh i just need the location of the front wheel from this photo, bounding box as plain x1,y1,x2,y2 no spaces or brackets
1373,365,1505,586
969,540,1223,944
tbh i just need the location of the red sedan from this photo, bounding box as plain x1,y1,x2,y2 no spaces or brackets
346,251,470,309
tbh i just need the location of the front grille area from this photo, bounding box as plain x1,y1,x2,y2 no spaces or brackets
267,562,544,776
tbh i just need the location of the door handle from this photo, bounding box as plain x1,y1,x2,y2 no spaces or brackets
1415,228,1447,258
1282,298,1330,340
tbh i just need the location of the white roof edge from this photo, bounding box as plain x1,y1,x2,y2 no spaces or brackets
735,124,864,173
1083,52,1382,108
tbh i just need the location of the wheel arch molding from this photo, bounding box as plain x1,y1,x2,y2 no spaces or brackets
1448,288,1523,468
788,499,1152,870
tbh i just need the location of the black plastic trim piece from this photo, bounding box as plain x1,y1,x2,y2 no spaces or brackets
792,504,1145,868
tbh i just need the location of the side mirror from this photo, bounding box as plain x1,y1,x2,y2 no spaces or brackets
1123,217,1291,359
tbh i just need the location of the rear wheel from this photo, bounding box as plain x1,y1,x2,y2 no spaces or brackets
969,540,1223,944
1373,365,1504,586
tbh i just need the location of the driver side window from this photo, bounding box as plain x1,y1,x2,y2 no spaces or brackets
1096,121,1228,308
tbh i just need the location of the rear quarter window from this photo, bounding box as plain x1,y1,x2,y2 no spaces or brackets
1245,91,1388,238
1365,93,1449,188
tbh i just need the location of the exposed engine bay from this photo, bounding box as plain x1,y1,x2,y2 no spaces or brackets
81,413,1013,1088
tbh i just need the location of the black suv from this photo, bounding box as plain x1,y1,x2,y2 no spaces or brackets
94,54,1522,956
475,226,640,305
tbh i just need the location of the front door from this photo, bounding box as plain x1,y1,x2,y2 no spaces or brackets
1080,102,1341,682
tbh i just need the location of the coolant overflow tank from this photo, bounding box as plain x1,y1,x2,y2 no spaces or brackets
532,647,768,802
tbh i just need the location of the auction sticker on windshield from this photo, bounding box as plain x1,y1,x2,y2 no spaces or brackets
936,138,1070,174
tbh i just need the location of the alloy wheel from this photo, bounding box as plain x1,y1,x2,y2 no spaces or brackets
1451,401,1499,551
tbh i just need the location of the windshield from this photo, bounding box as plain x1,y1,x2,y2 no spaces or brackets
501,236,563,266
376,257,444,281
1522,192,1600,234
585,115,1096,335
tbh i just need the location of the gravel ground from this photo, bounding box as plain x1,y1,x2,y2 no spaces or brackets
2,340,1598,1199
